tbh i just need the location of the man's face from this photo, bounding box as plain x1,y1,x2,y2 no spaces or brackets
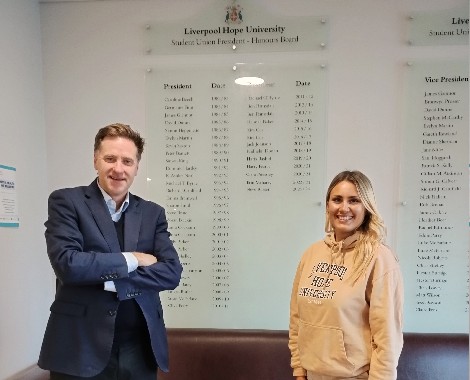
93,136,139,206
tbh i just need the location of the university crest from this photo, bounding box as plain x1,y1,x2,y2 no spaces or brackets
225,2,243,24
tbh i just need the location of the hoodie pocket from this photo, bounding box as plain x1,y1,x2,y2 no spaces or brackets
298,320,355,377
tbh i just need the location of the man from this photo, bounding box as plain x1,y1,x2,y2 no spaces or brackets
38,123,182,379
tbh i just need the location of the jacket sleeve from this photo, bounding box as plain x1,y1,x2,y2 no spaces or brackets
114,206,182,300
288,258,308,378
45,189,129,285
367,254,404,380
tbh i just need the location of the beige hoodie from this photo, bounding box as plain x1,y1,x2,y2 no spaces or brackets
289,232,403,380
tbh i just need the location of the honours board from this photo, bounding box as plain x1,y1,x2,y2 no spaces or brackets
146,62,327,328
397,61,469,333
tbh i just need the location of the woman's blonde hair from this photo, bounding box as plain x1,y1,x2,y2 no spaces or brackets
325,170,386,282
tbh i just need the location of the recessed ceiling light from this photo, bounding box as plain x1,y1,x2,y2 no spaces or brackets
234,76,264,86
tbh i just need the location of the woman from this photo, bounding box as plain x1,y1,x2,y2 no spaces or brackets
289,170,403,380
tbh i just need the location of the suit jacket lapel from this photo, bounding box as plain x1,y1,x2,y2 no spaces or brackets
124,194,142,252
84,180,121,253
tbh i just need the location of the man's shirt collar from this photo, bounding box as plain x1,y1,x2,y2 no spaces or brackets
97,180,129,222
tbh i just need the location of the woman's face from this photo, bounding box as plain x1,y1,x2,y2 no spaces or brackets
327,180,366,241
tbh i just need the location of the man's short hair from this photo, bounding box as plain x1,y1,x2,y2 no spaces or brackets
94,123,145,161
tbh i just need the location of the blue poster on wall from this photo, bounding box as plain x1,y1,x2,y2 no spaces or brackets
0,164,19,228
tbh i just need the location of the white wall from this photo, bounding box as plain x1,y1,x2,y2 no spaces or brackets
0,1,52,378
1,0,465,376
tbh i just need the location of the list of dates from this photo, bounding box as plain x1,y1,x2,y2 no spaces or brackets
146,66,326,324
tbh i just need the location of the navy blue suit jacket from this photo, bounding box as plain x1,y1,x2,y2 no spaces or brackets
38,180,182,377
